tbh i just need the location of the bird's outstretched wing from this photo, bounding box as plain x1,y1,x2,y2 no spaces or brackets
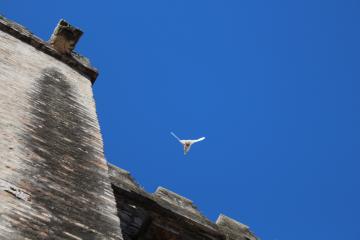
170,132,181,142
191,137,206,143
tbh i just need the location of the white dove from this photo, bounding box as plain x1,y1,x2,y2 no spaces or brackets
171,132,206,155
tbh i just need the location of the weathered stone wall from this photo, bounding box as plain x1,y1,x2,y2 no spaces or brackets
108,165,258,240
0,18,122,239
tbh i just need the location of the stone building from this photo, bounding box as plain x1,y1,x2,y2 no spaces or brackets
0,16,258,240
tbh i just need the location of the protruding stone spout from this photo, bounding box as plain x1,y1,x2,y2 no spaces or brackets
49,19,83,55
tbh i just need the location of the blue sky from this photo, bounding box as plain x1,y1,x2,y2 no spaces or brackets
2,1,360,239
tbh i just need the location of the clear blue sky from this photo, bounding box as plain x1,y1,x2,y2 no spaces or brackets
2,1,360,239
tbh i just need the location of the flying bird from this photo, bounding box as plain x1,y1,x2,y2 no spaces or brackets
170,132,206,155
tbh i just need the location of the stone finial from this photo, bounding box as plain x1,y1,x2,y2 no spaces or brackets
49,19,83,55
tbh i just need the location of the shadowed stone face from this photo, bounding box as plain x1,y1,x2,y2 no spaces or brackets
0,67,122,240
0,18,122,239
10,68,123,239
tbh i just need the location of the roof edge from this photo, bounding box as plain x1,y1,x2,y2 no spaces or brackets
108,163,259,239
0,15,98,84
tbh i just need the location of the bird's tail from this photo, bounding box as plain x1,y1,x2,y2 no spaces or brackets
170,132,181,141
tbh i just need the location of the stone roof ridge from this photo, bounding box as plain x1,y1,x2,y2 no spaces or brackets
0,15,98,83
216,214,258,240
108,164,258,239
107,163,146,194
154,186,195,206
153,186,201,215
